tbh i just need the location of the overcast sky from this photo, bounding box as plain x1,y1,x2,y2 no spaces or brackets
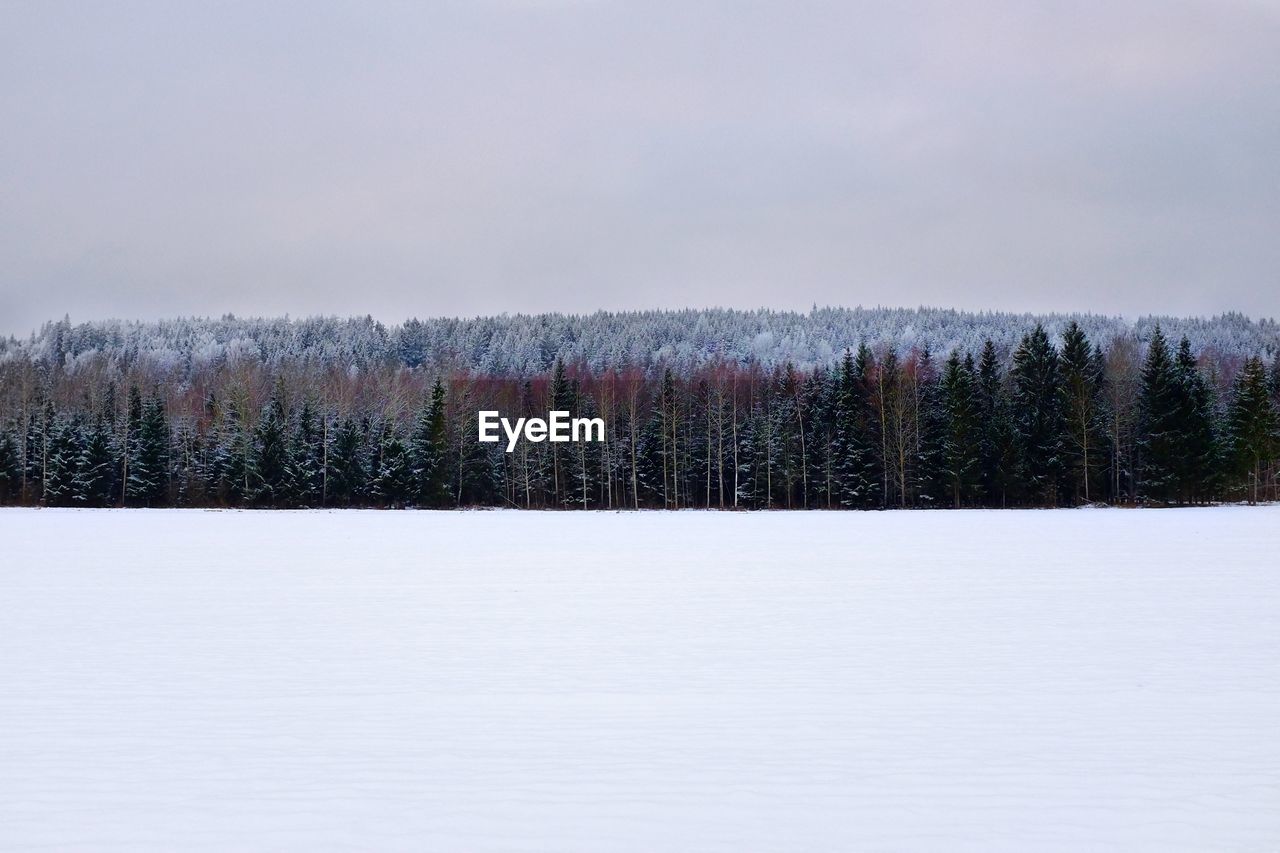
2,1,1278,336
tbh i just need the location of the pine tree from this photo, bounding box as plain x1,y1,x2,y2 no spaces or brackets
1010,324,1064,505
1060,321,1105,504
940,351,981,507
1226,356,1277,504
1136,326,1181,503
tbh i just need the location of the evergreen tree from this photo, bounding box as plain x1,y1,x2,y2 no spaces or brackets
288,399,325,507
1136,326,1181,503
371,422,413,507
802,371,835,508
976,340,1028,507
74,415,116,507
24,411,45,503
43,416,80,507
0,426,20,503
832,349,875,507
736,399,774,508
450,395,502,508
550,359,574,505
122,386,143,504
251,388,291,506
913,348,946,506
206,400,251,505
877,349,905,507
940,351,981,507
327,417,367,506
570,391,602,508
1226,356,1277,504
126,389,169,506
1173,337,1219,503
771,364,805,508
410,380,449,507
170,419,201,507
852,343,883,508
1010,324,1064,505
1059,321,1105,504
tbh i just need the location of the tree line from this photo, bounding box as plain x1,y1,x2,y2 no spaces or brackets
1,322,1277,510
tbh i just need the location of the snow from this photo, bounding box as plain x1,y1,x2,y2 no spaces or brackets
1,507,1277,851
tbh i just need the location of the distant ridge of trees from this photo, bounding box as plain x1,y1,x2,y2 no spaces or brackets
0,313,1277,509
4,307,1277,376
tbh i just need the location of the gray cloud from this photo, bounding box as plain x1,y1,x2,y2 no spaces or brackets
2,0,1278,336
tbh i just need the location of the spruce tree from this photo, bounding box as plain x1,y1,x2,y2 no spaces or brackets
123,386,144,504
206,401,250,506
550,360,574,505
251,390,291,507
1060,321,1105,504
74,416,116,507
0,426,20,503
125,389,168,506
288,399,325,507
1173,337,1219,503
940,351,981,507
1010,324,1064,505
371,422,412,507
43,417,80,507
142,393,170,505
852,343,883,508
771,364,804,508
913,347,946,506
327,417,367,506
25,410,45,503
410,379,449,507
1226,356,1278,504
877,349,904,506
805,369,837,508
832,349,874,507
1136,326,1181,503
170,419,201,507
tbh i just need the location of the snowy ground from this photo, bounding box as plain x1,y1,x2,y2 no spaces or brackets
1,507,1277,852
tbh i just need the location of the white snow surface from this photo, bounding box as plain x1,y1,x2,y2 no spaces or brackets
1,507,1277,852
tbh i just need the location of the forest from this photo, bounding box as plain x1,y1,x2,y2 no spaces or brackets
1,310,1278,510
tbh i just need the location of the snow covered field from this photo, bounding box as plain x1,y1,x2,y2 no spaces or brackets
1,508,1277,852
